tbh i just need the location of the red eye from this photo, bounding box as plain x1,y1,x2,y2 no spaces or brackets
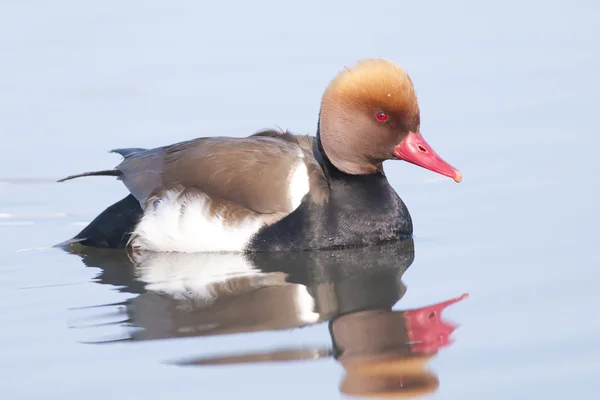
376,112,388,122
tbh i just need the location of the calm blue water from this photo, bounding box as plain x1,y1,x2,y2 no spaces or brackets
1,1,599,398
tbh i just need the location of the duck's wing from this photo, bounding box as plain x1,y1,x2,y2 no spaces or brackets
59,132,329,215
250,129,329,205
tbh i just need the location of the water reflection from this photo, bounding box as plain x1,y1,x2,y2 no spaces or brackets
65,238,467,398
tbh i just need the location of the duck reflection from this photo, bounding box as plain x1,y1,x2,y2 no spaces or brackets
66,238,467,398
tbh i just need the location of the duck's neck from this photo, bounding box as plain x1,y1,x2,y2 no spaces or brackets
316,118,384,176
315,125,403,213
315,131,383,181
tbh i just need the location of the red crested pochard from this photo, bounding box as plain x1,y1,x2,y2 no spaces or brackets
58,58,461,252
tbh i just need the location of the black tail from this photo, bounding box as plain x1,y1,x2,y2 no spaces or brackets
56,194,143,249
57,169,121,183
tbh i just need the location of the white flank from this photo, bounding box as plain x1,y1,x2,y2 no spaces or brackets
130,189,265,252
288,159,310,210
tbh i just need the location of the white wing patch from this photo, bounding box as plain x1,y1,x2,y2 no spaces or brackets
288,158,310,210
129,189,265,253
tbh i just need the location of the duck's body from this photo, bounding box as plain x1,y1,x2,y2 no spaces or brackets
58,59,461,253
62,130,411,252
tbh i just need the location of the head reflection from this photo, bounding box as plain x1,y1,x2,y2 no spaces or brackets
66,238,467,398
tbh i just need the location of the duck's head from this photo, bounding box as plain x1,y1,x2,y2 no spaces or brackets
319,58,462,182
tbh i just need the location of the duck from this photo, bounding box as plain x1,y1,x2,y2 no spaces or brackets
57,58,462,253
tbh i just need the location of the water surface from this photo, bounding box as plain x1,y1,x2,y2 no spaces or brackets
1,0,599,398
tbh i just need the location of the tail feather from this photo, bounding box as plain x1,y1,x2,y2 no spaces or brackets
56,194,143,249
110,148,146,158
57,169,121,183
